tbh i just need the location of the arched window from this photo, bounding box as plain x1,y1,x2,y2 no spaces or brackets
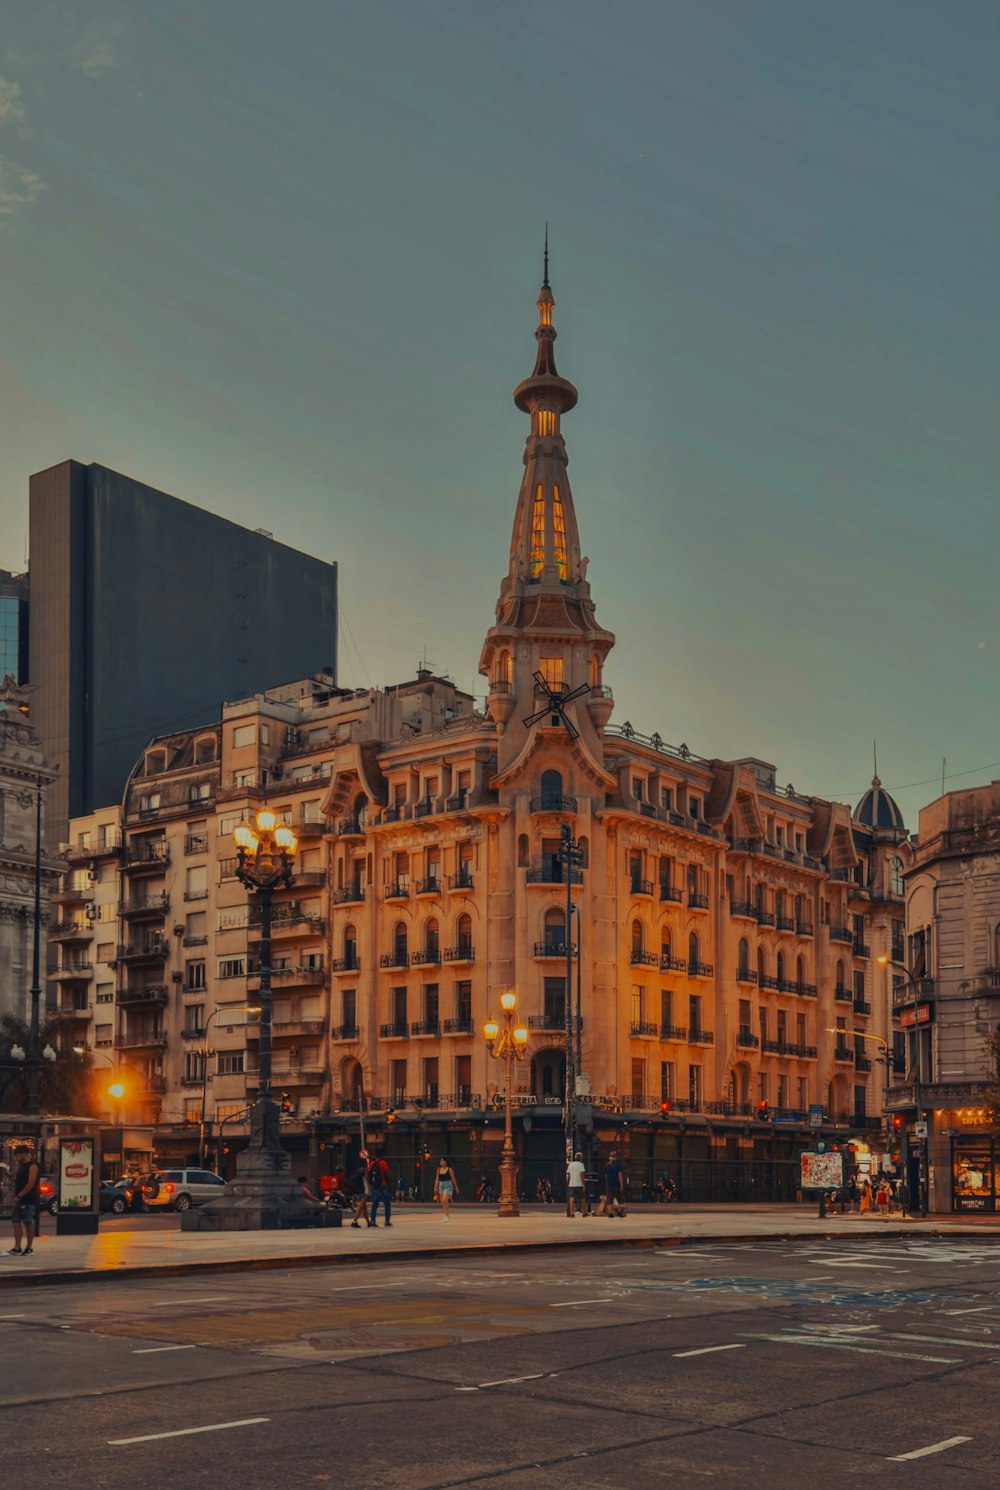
661,929,673,963
890,857,904,896
631,919,644,956
737,939,750,977
794,893,804,924
425,918,439,959
517,833,529,868
544,907,566,951
726,1072,737,1108
796,955,806,988
540,769,563,809
688,932,700,972
343,924,358,970
393,922,408,962
757,946,767,983
341,1057,364,1106
835,958,845,991
455,913,473,958
776,951,786,986
354,794,368,829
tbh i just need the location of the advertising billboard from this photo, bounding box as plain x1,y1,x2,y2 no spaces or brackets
800,1151,844,1190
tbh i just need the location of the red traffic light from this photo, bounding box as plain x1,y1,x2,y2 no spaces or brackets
756,1100,769,1118
658,1101,671,1119
891,1115,903,1131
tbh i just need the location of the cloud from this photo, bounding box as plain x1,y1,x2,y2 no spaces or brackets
0,76,27,127
79,41,113,77
0,153,44,216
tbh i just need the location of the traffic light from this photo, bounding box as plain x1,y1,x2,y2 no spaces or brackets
386,1109,396,1126
756,1099,769,1120
658,1101,671,1121
280,1092,292,1113
423,1147,431,1161
891,1115,903,1132
890,1151,901,1165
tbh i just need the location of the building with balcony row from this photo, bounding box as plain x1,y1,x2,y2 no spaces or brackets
51,273,909,1197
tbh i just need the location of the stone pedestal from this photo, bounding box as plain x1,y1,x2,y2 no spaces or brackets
181,1135,340,1232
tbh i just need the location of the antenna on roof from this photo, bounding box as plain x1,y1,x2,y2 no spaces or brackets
543,222,550,288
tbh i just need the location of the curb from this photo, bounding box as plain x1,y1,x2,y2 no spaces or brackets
0,1225,979,1291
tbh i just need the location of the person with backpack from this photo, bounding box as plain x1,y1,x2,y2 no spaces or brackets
368,1153,392,1227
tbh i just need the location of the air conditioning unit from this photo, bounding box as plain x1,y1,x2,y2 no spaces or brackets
85,904,98,920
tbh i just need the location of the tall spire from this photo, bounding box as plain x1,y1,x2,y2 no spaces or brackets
543,222,549,289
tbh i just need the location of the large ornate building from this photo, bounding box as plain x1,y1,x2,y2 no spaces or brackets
52,272,908,1197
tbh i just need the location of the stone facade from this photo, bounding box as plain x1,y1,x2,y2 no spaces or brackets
0,678,58,1025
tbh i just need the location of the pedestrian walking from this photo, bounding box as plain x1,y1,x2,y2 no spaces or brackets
433,1156,459,1219
349,1150,371,1229
566,1152,586,1216
875,1178,890,1219
859,1179,872,1214
8,1146,40,1256
368,1153,392,1227
846,1178,860,1214
600,1151,626,1216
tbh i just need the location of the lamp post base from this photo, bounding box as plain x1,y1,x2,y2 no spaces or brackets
497,1157,520,1217
182,1097,337,1232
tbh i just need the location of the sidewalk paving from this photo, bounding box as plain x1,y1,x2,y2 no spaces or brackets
2,1204,993,1289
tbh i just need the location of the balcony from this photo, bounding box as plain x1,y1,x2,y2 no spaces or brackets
853,1000,872,1016
120,893,170,920
117,1032,168,1049
687,961,714,978
332,885,365,905
629,950,659,967
46,1002,92,1022
630,1022,659,1038
530,794,578,814
755,909,775,927
443,942,475,963
378,1022,409,1039
448,871,475,893
834,983,851,1002
688,1028,714,1045
52,880,94,904
688,892,710,911
413,800,438,819
853,940,870,959
776,915,795,932
445,792,471,813
735,966,758,985
183,888,208,903
730,900,755,918
49,919,94,941
124,845,170,873
379,952,408,970
660,884,683,904
833,1044,854,1063
660,953,687,972
892,976,934,1008
384,881,410,900
528,1013,583,1032
270,1067,324,1086
526,863,582,886
795,982,818,998
331,1024,359,1041
629,878,654,898
410,1020,440,1037
660,1025,688,1041
184,833,209,855
271,1018,326,1040
297,813,330,838
854,1055,873,1072
736,1029,759,1048
118,943,169,965
829,925,853,943
410,948,441,967
760,1040,816,1058
66,834,121,861
414,877,442,896
183,934,208,947
534,941,576,959
759,974,779,991
118,986,169,1005
796,921,814,937
337,818,365,838
50,961,93,980
443,1017,473,1035
248,966,326,989
330,953,362,977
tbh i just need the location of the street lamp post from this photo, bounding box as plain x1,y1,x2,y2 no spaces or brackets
484,991,527,1217
876,954,930,1215
15,780,46,1117
558,825,584,1214
234,809,296,1122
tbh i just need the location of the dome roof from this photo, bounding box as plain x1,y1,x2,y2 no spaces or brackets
853,775,905,831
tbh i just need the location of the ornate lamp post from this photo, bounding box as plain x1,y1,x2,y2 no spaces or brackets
484,991,527,1217
234,809,296,1132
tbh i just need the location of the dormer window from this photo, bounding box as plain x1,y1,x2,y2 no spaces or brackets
194,736,216,765
145,750,166,775
689,797,700,819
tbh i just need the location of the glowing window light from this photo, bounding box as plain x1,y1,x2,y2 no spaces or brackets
529,483,546,578
551,483,567,580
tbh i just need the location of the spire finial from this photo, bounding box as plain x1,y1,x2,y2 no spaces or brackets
543,222,549,288
873,738,878,784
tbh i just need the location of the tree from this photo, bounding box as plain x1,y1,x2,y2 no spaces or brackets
0,1016,99,1117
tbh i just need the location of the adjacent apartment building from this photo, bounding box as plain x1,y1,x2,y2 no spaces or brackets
51,275,908,1196
28,460,338,848
889,782,1000,1213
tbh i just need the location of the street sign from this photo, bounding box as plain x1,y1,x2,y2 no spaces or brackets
808,1105,824,1128
914,1121,928,1139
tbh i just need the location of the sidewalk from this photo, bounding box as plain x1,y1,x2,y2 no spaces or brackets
1,1204,992,1289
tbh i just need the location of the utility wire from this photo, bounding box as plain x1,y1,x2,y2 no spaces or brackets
817,759,1000,800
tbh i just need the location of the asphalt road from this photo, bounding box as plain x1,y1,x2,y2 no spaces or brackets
2,1235,997,1490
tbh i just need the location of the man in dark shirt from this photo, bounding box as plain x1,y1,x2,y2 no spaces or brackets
603,1151,626,1216
9,1146,40,1256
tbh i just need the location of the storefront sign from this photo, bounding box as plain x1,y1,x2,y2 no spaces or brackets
58,1136,96,1211
897,1003,933,1027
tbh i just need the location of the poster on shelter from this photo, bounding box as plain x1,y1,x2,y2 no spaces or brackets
58,1137,95,1210
800,1151,844,1190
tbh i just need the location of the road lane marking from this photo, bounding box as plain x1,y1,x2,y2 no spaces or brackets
742,1333,960,1363
132,1344,198,1355
456,1373,552,1392
0,1314,26,1320
548,1297,617,1308
673,1344,745,1358
149,1296,231,1307
815,1261,895,1269
945,1306,994,1315
888,1436,972,1462
109,1418,269,1445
